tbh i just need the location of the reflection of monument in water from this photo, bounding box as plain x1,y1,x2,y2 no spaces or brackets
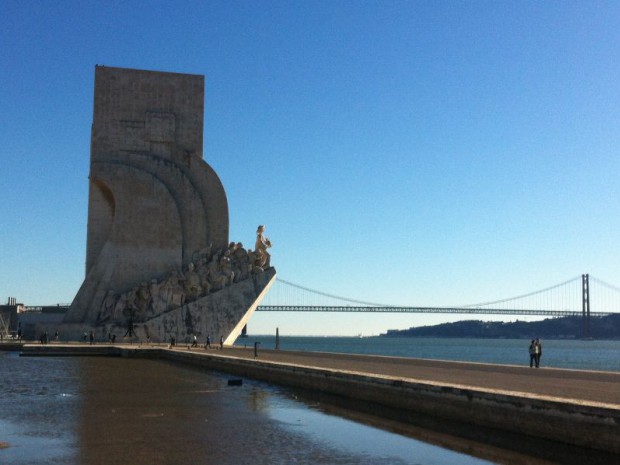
61,66,275,343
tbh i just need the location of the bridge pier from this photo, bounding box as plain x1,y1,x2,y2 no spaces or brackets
582,274,591,339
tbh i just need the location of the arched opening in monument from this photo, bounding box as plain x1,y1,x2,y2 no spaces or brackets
86,177,116,274
93,177,116,211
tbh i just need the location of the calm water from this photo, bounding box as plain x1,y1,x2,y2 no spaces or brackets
237,336,620,372
1,337,618,464
0,351,502,465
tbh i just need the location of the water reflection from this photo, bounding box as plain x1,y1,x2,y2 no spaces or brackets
0,353,607,465
266,402,488,465
72,357,496,465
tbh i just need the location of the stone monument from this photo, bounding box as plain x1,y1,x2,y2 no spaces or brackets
60,66,276,343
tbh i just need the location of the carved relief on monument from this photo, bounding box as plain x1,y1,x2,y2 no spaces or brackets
95,229,274,325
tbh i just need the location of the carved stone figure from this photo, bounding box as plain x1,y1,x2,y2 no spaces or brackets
184,262,203,301
207,256,228,291
219,250,235,286
195,258,211,296
135,282,152,321
149,279,167,317
232,242,250,282
248,249,265,272
192,244,213,264
118,287,138,321
97,290,117,323
255,225,272,268
164,270,185,310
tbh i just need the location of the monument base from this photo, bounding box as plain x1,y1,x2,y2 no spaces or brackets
38,268,276,345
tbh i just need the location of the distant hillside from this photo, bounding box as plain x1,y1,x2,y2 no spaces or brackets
381,314,620,339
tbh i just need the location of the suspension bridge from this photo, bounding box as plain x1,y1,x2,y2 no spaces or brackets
257,274,620,338
6,274,619,339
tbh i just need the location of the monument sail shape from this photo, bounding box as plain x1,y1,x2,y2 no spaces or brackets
62,66,275,343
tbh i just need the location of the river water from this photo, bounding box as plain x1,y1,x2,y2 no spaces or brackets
235,336,620,372
1,337,618,464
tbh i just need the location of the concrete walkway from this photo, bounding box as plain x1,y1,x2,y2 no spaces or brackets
211,346,620,407
14,341,620,407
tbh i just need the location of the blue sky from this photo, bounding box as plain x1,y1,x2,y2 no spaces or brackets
2,1,619,335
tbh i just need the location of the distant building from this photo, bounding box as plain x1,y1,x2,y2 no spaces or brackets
1,298,69,339
0,297,23,335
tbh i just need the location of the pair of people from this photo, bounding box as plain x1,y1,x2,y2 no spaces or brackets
528,338,543,368
204,335,224,349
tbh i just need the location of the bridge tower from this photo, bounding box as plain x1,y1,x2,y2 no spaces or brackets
582,274,591,339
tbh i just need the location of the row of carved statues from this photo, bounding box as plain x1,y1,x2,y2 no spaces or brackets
97,226,272,324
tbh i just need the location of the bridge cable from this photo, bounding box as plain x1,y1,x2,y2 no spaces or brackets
275,278,395,307
457,275,582,308
590,276,620,294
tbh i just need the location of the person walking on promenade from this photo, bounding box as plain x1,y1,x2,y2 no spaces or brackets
89,331,95,345
206,335,211,349
529,339,537,368
191,334,198,348
535,338,542,368
219,336,224,350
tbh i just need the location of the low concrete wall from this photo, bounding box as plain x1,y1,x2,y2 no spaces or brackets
0,342,23,351
20,344,120,357
158,349,620,455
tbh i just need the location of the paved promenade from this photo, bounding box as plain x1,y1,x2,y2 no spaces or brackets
213,346,620,406
13,341,620,406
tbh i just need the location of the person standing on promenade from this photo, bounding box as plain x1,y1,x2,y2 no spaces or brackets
535,338,542,368
206,334,211,349
529,339,537,368
219,336,224,350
